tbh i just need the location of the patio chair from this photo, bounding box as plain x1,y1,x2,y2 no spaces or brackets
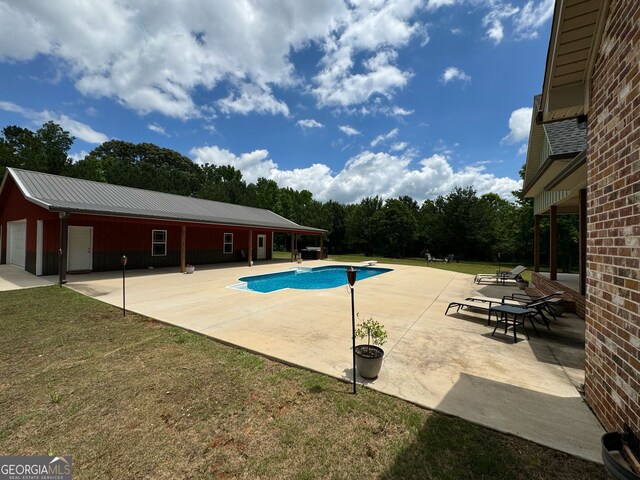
503,290,565,324
446,296,517,325
503,290,564,305
474,265,527,285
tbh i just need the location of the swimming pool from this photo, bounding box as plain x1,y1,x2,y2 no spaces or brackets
233,265,392,293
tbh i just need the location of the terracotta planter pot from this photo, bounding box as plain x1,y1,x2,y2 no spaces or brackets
355,345,384,379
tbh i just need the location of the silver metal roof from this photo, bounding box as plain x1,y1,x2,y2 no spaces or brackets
5,168,324,233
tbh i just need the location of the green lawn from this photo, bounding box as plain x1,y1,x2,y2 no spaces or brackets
0,286,604,479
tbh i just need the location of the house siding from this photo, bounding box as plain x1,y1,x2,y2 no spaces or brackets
66,215,274,273
0,177,58,272
1,174,279,275
584,0,640,435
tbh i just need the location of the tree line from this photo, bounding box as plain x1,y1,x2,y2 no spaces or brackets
1,122,578,267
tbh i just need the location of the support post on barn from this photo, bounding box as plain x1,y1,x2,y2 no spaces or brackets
58,212,69,285
248,229,253,267
180,225,186,273
319,234,324,260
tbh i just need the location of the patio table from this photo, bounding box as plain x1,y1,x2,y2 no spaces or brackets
489,304,540,343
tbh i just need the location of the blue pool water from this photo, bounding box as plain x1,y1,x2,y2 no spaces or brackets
237,265,392,293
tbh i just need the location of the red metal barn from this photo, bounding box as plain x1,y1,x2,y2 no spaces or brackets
0,168,324,281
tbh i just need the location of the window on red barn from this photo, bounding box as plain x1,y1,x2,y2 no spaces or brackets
224,233,233,254
152,229,167,256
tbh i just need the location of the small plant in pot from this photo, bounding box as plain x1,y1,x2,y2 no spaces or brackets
354,314,387,379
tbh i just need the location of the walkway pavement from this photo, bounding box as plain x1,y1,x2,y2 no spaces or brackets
54,260,603,462
0,265,55,291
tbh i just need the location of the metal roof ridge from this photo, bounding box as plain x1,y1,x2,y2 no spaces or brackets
6,167,53,209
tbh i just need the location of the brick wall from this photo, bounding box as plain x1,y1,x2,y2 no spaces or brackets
584,0,640,435
530,272,585,318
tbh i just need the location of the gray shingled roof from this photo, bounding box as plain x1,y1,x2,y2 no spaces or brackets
5,168,324,233
543,117,587,157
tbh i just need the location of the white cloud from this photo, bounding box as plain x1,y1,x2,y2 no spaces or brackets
440,66,471,84
217,84,289,117
391,106,414,116
339,125,361,136
190,145,278,180
482,4,519,44
0,100,108,144
56,115,109,144
518,143,528,155
390,141,408,152
0,1,434,119
297,119,324,129
370,128,399,147
312,0,424,108
481,1,552,44
502,107,532,144
190,144,521,203
0,1,347,119
148,123,169,136
426,0,461,9
69,150,89,163
515,0,555,39
0,1,554,120
314,48,412,107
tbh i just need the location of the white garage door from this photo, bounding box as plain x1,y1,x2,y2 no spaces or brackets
7,220,27,269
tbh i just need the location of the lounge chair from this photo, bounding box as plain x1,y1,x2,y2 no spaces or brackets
502,290,564,304
449,294,557,330
474,265,527,285
445,296,516,325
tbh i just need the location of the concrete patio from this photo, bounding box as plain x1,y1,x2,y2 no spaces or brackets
46,260,603,462
0,265,55,291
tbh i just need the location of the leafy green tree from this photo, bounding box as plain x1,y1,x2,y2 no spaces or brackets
37,121,74,174
346,197,383,256
0,122,74,176
79,140,203,197
322,201,346,254
253,178,282,213
373,198,418,257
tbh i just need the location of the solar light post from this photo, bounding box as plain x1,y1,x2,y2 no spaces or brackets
120,255,128,317
347,267,357,394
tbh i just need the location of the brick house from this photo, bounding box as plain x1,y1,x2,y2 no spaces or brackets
524,0,639,464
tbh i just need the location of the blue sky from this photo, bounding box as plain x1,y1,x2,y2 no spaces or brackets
0,0,553,204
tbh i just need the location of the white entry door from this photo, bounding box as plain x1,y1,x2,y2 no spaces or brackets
257,234,267,260
68,226,93,271
7,220,27,269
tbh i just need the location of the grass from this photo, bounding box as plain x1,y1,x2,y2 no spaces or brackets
0,286,606,479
